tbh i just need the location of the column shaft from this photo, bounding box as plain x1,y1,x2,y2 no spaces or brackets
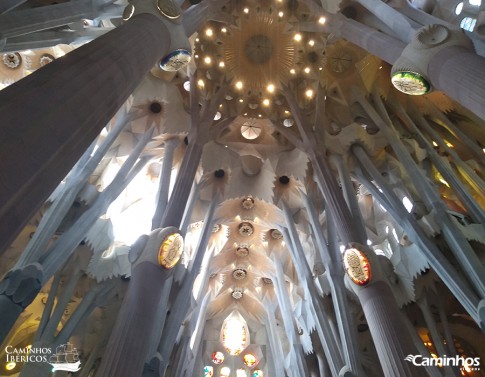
429,46,485,121
358,281,426,377
0,13,170,255
95,262,172,377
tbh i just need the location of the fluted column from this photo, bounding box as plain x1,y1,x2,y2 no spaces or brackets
429,46,485,121
158,190,220,373
354,0,416,42
95,227,181,377
352,278,426,377
358,94,485,298
330,154,367,244
328,14,406,64
0,13,171,255
352,147,481,324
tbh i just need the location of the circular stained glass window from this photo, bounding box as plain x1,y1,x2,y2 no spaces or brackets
211,351,224,365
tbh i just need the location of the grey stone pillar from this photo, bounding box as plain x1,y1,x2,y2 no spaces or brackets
152,138,180,230
353,279,427,377
329,14,406,64
0,13,171,255
0,0,107,39
160,141,204,229
95,228,181,377
0,0,26,14
429,46,485,121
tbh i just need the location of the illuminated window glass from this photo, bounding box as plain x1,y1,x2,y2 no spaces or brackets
204,366,214,377
455,1,463,14
469,0,481,6
253,371,264,377
212,352,224,365
243,354,257,367
460,17,477,31
236,369,247,377
221,367,231,377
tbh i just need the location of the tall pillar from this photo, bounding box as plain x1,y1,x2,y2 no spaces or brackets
0,13,171,255
152,138,180,230
391,25,485,120
428,46,485,121
95,227,183,377
344,245,426,377
0,0,107,39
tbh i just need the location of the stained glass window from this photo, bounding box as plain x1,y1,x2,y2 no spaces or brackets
253,370,263,377
243,354,257,367
236,369,247,377
220,311,250,355
212,351,224,365
221,366,231,377
204,366,214,377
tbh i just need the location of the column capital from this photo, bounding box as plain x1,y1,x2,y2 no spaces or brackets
391,24,473,95
0,263,43,308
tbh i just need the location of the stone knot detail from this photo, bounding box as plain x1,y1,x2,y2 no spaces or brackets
0,264,43,308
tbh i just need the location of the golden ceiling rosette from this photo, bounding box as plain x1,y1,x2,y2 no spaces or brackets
222,15,294,92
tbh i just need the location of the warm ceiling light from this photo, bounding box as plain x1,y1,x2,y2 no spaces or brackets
284,110,290,114
319,66,323,71
235,81,243,89
290,68,296,74
195,37,199,42
305,89,314,98
221,27,227,33
204,56,212,64
432,141,438,147
445,141,454,147
239,99,244,103
219,61,225,68
5,362,16,371
262,99,270,106
266,84,275,93
197,79,205,87
243,7,249,13
278,11,284,17
318,16,326,24
294,33,302,42
308,39,315,46
205,28,213,37
304,67,310,74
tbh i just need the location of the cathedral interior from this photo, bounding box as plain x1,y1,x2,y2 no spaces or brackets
0,0,485,376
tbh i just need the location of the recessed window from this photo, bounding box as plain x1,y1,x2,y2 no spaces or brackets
241,121,261,140
460,17,477,31
455,2,463,15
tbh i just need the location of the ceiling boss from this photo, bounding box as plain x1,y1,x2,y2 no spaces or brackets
194,0,328,121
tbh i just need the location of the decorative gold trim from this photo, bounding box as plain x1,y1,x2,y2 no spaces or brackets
156,0,182,20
